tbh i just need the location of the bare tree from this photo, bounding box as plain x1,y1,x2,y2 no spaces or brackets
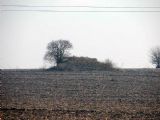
150,47,160,68
104,59,115,69
44,40,73,67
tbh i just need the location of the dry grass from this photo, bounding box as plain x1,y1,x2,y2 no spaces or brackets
1,102,160,120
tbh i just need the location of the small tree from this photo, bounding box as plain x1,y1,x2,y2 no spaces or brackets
104,59,114,69
150,47,160,68
44,40,73,67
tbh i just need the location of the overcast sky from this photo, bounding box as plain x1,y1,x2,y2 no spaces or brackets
0,0,160,69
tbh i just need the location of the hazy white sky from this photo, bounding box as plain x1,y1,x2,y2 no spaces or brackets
0,0,160,69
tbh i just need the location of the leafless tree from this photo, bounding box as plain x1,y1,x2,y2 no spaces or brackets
150,47,160,68
44,40,73,67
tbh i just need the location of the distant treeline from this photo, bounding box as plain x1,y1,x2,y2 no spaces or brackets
48,56,115,71
44,40,160,70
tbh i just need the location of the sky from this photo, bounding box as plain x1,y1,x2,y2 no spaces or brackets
0,0,160,69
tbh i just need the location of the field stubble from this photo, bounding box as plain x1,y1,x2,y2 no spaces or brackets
1,69,160,119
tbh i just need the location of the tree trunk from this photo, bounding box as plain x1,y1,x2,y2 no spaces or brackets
156,63,160,68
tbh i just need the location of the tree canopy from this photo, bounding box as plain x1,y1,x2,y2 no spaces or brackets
150,47,160,68
44,40,73,66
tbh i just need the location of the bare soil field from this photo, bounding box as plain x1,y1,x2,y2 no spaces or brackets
1,69,160,119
